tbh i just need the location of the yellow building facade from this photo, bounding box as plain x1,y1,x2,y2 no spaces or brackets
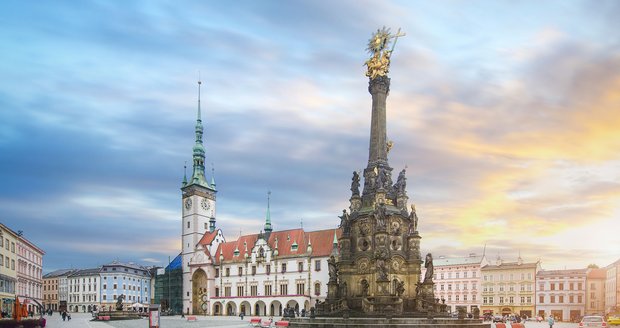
0,224,19,317
480,257,541,318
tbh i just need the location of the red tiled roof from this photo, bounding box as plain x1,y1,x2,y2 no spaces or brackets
307,228,341,257
587,268,606,279
198,230,219,246
214,228,342,264
268,228,307,257
215,233,259,264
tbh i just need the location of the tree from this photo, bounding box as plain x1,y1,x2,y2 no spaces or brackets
587,264,599,269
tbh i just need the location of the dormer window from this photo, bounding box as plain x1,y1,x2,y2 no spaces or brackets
233,248,240,257
291,241,298,251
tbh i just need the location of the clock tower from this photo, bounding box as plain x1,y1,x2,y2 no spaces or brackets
181,80,217,314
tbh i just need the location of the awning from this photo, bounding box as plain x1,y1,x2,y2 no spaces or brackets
131,303,147,307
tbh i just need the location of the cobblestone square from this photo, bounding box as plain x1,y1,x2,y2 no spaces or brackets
41,313,584,328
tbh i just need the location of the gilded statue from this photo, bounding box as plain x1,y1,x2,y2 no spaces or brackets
364,27,406,79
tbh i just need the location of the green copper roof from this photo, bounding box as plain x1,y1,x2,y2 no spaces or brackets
186,80,214,190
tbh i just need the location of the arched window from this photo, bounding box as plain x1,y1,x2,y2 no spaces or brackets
314,282,321,296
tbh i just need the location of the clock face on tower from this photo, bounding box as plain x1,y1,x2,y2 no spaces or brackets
201,198,210,211
184,198,192,210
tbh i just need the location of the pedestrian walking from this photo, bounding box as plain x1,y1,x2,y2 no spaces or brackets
548,315,555,328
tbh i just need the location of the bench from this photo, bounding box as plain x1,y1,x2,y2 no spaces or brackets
512,324,525,328
97,316,110,321
275,321,289,327
261,319,274,328
249,317,262,327
187,315,198,321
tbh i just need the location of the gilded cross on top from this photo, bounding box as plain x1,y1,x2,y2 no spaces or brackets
364,27,406,79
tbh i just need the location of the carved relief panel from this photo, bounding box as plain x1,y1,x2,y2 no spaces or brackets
391,256,405,273
357,237,371,252
390,218,402,235
390,236,403,251
358,220,371,237
375,234,387,247
357,257,370,274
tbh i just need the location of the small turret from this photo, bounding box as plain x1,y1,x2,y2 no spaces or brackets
331,229,339,257
264,191,273,239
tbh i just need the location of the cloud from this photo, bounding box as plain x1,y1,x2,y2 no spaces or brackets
1,1,619,272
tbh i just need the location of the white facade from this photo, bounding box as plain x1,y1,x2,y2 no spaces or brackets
421,254,488,313
211,229,335,317
59,276,69,304
67,268,100,313
535,269,586,321
181,188,218,315
16,234,45,314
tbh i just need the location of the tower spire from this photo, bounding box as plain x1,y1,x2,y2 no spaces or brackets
264,191,273,233
189,78,209,188
197,73,202,120
182,161,188,186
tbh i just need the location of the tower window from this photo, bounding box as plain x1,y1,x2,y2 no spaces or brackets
187,222,190,228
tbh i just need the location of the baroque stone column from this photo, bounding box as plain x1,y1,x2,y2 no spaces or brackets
367,76,390,168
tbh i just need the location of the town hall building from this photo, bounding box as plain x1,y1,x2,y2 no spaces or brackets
180,81,335,316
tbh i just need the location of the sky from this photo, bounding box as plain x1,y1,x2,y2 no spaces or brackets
1,0,619,273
